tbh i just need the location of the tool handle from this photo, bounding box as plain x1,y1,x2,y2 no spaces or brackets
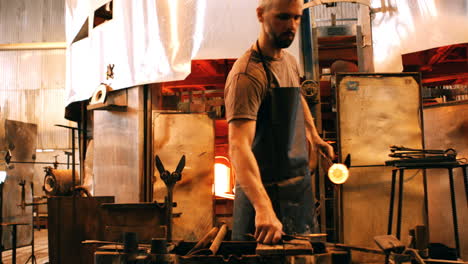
186,226,219,256
209,224,227,255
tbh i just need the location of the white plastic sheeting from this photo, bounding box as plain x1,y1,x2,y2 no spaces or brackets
65,0,301,105
371,0,468,72
65,0,468,105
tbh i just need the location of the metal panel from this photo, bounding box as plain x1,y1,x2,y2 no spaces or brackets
312,2,359,27
153,113,214,241
93,87,144,203
37,89,70,149
0,49,69,149
337,73,425,263
423,103,468,260
42,0,66,42
337,73,423,165
0,0,64,43
343,167,425,262
0,0,43,43
1,120,37,249
0,0,67,149
0,49,65,91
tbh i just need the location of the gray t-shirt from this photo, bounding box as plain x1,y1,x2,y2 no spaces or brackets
224,47,301,123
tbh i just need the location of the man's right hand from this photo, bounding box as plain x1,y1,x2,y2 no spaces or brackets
229,119,284,245
254,208,284,244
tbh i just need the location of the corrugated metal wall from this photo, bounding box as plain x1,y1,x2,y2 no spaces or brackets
0,0,69,149
312,2,359,27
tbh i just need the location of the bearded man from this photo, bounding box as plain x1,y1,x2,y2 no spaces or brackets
224,0,334,244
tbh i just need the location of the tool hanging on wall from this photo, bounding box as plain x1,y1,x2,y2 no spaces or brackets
155,155,185,242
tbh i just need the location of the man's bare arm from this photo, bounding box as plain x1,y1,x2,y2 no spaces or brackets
229,119,283,244
301,96,334,159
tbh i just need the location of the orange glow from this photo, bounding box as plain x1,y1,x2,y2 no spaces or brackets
214,156,234,199
328,164,349,184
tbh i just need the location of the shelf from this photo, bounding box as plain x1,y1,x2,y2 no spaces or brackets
423,99,468,109
87,103,127,111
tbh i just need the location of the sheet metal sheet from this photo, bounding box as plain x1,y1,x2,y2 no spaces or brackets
337,74,423,166
337,74,424,263
0,49,70,149
1,120,37,249
343,166,425,263
0,0,64,43
93,88,144,203
423,103,468,259
153,113,214,241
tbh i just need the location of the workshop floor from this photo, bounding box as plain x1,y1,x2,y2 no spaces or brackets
1,229,49,264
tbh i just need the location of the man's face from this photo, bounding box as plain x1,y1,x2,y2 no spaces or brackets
260,0,303,49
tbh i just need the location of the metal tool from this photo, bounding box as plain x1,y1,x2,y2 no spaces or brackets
155,155,185,242
389,145,457,159
244,233,318,244
386,146,459,167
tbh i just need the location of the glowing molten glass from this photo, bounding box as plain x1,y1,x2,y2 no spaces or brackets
328,164,349,184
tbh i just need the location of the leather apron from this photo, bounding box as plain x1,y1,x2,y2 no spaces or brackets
232,42,318,240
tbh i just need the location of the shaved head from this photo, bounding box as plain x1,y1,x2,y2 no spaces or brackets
258,0,273,11
259,0,302,11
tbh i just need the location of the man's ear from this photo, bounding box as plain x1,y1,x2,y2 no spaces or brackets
256,7,264,22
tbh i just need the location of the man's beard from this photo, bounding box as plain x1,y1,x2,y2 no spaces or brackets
272,31,296,49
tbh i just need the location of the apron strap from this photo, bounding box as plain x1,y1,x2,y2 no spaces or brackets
256,40,272,90
256,40,280,123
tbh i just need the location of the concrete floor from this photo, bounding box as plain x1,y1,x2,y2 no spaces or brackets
1,229,49,264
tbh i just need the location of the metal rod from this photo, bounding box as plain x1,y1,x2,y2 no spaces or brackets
331,243,385,255
422,169,430,240
448,168,460,259
0,42,66,51
9,161,78,166
12,224,17,264
166,186,174,242
318,153,327,235
462,165,468,206
80,101,87,186
337,183,343,243
396,169,404,239
0,183,3,264
388,169,397,235
72,129,76,194
25,182,37,264
350,165,386,168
